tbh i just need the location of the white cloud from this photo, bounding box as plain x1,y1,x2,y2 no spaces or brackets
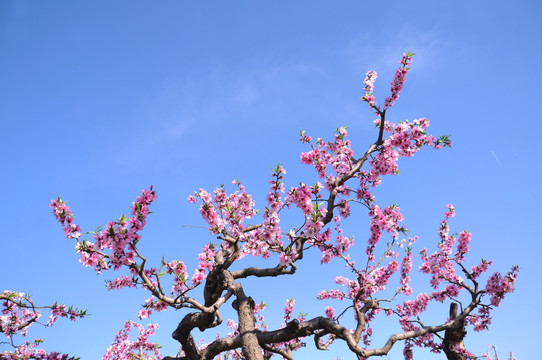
144,61,325,142
338,24,449,75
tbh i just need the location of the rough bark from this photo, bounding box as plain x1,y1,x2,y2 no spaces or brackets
232,286,264,360
442,303,467,360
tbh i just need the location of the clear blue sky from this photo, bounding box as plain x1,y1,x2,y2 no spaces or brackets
1,1,540,359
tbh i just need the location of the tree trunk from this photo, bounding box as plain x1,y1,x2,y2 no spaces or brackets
233,286,264,360
442,303,467,360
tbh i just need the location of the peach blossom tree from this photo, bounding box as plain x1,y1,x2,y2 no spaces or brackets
2,53,518,360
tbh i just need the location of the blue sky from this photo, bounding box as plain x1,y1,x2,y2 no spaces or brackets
1,1,541,359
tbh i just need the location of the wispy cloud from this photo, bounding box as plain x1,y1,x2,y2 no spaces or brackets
490,149,503,168
144,62,324,142
338,24,449,75
108,60,326,171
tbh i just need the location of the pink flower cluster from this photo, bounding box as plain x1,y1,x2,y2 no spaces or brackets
189,180,257,237
50,187,158,273
300,127,354,181
226,318,239,337
253,301,269,331
468,306,492,332
360,52,413,112
444,204,455,219
455,231,471,262
287,183,313,216
331,219,354,257
189,179,288,261
94,187,157,270
361,70,378,108
1,291,40,337
1,340,72,360
370,147,399,177
484,266,519,307
397,293,432,318
399,249,414,295
191,243,217,286
1,291,85,359
384,52,414,109
419,208,463,289
318,237,412,313
324,306,335,320
138,296,169,320
359,260,400,297
50,198,82,239
283,298,295,322
165,260,189,295
367,205,404,259
470,259,493,279
368,118,446,185
1,292,84,337
317,289,346,301
49,303,81,323
356,172,374,203
51,188,186,330
102,320,161,360
106,276,137,291
279,247,298,267
418,253,454,296
304,199,326,239
260,165,286,250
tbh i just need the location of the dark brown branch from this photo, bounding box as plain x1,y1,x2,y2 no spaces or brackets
376,110,386,145
314,330,331,350
198,295,479,360
231,265,295,279
172,311,215,360
261,344,292,360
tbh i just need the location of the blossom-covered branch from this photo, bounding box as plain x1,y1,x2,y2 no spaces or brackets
1,291,85,359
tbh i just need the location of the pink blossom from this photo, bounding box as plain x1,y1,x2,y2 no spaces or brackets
283,299,295,322
485,266,518,306
454,231,471,262
103,320,161,360
444,204,455,219
324,306,335,320
361,70,378,108
383,52,414,110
